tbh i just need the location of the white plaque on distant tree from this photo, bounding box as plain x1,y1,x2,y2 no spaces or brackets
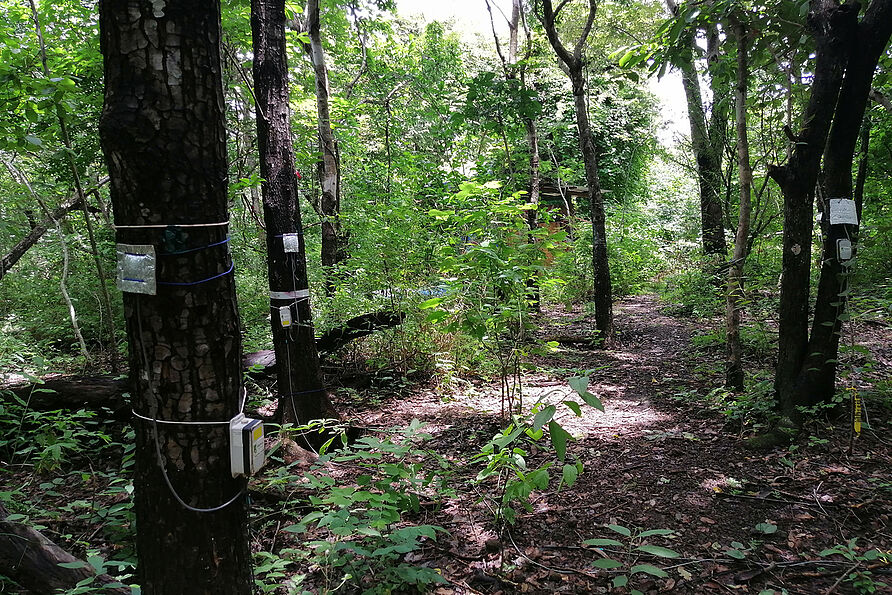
829,199,858,225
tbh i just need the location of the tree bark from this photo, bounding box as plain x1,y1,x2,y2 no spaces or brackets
540,0,614,345
725,20,753,392
769,0,858,416
251,0,333,425
667,0,727,257
98,2,252,593
0,196,82,283
303,0,344,294
788,0,892,409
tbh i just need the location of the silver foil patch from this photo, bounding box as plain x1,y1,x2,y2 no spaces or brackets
116,244,157,295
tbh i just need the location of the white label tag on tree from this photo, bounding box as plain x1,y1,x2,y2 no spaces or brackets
828,199,858,225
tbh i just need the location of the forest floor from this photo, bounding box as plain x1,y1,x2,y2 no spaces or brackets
4,295,891,594
322,294,892,594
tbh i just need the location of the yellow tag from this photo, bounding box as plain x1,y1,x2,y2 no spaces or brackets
853,390,862,435
253,426,263,441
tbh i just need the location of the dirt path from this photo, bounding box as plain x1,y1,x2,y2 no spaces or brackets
341,294,892,594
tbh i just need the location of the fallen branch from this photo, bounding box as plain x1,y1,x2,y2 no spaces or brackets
0,502,131,594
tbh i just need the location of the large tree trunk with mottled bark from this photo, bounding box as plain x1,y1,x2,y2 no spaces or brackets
252,0,333,425
98,2,252,592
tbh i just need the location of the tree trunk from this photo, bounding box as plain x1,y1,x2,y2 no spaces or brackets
725,20,753,392
304,0,343,294
666,0,727,257
769,0,874,417
98,2,252,593
251,0,333,425
0,196,82,283
540,0,613,345
788,0,892,409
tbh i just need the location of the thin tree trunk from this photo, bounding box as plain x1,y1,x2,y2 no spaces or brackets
99,2,252,592
666,0,727,257
304,0,343,294
29,0,119,372
540,0,613,345
251,0,333,426
726,20,753,392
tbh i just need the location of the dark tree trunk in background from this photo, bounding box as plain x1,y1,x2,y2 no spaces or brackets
789,0,892,409
99,2,252,593
540,0,614,345
725,20,753,392
251,0,333,425
667,0,727,257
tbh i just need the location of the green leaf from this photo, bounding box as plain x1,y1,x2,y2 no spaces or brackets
638,529,674,538
568,376,589,395
592,558,624,569
630,563,668,577
754,522,777,535
606,524,632,537
548,421,572,460
418,297,444,309
24,134,43,148
726,548,746,559
561,463,579,488
583,538,624,547
580,392,604,411
613,575,629,588
533,405,556,431
635,544,679,558
562,400,582,416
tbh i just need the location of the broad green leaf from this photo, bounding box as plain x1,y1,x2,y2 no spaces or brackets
613,575,629,588
583,538,624,547
754,522,777,535
562,400,582,416
635,544,679,558
548,421,571,460
561,463,579,487
418,297,443,309
592,558,624,569
606,524,632,537
630,563,668,577
533,405,556,431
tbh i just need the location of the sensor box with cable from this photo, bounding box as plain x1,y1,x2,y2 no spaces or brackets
229,414,265,477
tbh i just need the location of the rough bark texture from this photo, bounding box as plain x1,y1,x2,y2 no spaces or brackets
98,2,252,592
789,0,892,409
305,0,344,293
0,501,131,594
252,0,332,425
725,21,752,392
769,0,859,416
540,0,613,345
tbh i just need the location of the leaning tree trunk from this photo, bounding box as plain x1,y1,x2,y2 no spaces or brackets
98,2,252,593
789,0,892,409
251,0,333,425
725,20,753,392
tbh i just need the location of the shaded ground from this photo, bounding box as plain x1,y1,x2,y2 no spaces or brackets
323,295,892,594
3,295,891,594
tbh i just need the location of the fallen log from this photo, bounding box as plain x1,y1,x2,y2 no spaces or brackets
0,502,132,594
1,311,406,410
